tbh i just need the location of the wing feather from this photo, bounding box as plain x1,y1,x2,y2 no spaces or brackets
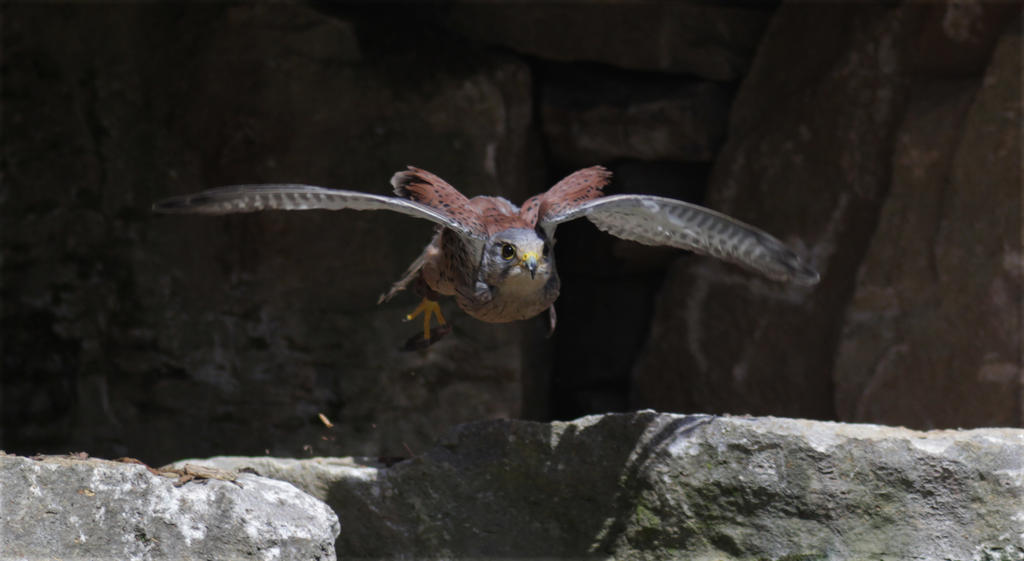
152,184,485,239
545,194,820,285
521,166,611,228
390,167,488,237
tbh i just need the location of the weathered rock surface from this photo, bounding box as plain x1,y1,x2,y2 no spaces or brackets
833,23,1022,428
630,2,1021,426
541,68,730,165
432,2,773,81
2,3,533,464
0,453,339,560
4,0,1019,483
173,412,1024,560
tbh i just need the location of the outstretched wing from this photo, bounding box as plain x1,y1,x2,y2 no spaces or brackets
153,183,487,240
542,194,820,285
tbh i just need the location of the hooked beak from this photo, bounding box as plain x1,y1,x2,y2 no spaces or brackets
521,252,539,279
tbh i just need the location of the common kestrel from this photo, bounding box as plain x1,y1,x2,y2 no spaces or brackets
154,166,819,347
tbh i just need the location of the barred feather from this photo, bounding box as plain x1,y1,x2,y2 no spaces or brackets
152,183,485,239
390,167,490,237
544,194,820,285
520,166,610,227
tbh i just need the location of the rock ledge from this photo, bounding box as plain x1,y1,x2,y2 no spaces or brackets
176,411,1024,560
0,453,339,561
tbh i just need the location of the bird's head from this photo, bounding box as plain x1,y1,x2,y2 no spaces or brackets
484,228,553,283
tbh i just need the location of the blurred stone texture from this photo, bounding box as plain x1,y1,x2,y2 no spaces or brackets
1,2,1020,467
631,2,1021,427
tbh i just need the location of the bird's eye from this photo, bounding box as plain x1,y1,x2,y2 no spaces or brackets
501,244,516,261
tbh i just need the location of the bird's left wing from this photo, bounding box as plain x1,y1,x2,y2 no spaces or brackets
152,184,487,240
541,194,820,285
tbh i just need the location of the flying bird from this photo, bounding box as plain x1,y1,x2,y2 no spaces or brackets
154,166,819,347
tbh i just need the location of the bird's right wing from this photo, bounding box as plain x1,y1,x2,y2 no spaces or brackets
152,184,487,240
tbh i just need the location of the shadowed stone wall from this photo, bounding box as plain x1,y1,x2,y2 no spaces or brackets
2,2,1019,465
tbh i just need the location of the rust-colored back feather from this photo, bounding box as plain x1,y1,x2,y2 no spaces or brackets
521,166,611,226
469,196,533,235
391,167,488,236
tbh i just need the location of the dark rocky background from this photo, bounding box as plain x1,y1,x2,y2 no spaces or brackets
2,2,1020,466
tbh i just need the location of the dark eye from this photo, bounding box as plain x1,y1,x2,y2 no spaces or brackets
501,243,516,261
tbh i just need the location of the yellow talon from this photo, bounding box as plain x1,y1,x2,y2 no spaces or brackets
405,298,446,341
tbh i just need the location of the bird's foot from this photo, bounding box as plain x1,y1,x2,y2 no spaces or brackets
402,298,448,349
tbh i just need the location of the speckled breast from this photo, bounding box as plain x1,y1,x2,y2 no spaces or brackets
458,273,560,323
